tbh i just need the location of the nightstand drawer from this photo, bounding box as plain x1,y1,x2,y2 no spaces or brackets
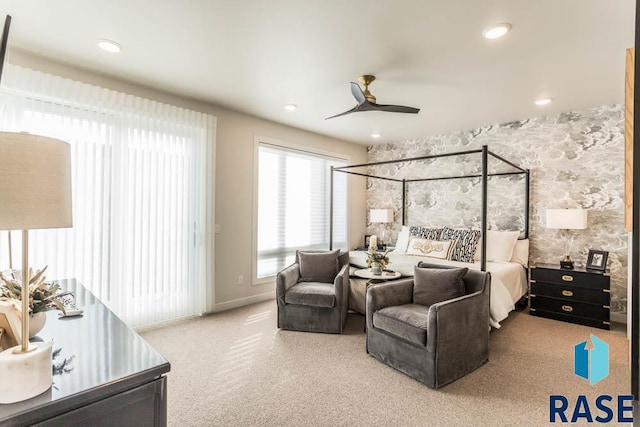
530,282,609,305
530,295,609,321
531,268,608,290
530,310,611,330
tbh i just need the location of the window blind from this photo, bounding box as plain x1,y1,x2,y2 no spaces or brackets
0,64,214,328
256,143,347,279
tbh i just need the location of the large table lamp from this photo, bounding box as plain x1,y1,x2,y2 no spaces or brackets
546,208,587,269
0,131,73,403
370,209,393,247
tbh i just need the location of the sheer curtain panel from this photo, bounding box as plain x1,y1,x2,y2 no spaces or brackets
0,64,215,328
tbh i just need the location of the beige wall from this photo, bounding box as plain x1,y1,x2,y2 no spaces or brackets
8,49,367,311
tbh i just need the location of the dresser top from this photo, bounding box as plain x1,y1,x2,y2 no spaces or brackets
0,279,170,424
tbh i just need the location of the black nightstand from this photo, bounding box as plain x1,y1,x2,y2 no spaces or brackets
529,263,610,330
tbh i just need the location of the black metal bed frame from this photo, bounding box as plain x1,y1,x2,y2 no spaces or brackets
328,144,530,272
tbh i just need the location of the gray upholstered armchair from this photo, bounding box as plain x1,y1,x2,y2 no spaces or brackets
366,262,491,389
276,250,350,334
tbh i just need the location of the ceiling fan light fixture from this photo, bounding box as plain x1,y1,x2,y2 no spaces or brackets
482,23,512,40
98,39,122,53
534,97,553,106
284,104,297,111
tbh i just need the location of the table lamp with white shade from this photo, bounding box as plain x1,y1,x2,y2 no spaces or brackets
369,209,393,248
0,131,73,403
546,208,587,269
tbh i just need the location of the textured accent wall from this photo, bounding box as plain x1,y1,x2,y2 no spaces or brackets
366,104,626,316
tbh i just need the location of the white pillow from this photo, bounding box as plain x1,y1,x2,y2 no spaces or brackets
474,230,520,263
393,226,411,254
510,239,530,267
406,237,455,260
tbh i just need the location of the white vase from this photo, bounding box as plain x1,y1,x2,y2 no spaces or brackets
29,312,47,338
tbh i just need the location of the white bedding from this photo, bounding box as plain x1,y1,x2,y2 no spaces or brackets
349,251,527,328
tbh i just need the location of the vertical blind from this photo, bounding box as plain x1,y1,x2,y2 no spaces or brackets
0,64,214,328
256,143,347,280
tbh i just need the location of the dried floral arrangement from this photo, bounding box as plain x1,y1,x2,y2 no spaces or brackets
0,266,72,314
366,249,390,270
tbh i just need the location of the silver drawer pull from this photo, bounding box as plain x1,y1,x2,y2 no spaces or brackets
562,305,573,312
562,290,573,297
562,275,574,282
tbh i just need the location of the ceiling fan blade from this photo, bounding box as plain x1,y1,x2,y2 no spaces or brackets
325,105,360,120
350,82,366,105
374,103,420,114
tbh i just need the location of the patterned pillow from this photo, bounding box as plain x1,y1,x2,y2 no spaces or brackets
441,227,482,263
409,226,443,241
406,237,455,260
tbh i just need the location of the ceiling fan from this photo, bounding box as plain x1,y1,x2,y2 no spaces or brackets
325,75,420,120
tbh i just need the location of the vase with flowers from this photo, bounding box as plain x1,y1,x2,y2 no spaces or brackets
0,267,72,337
366,248,389,276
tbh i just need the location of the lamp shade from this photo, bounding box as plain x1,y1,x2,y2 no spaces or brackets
546,208,587,230
0,132,73,230
370,209,393,223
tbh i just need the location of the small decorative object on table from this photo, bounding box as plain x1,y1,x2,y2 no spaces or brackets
586,249,608,272
0,267,74,337
366,247,389,276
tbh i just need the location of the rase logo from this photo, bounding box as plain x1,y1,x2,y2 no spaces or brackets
549,334,634,424
574,334,608,385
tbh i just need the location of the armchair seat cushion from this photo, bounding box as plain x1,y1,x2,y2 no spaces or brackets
373,303,430,346
284,282,336,308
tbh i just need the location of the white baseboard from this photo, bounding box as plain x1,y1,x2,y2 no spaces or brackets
611,312,627,324
209,291,275,313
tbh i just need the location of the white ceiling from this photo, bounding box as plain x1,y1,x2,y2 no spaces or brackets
1,0,635,145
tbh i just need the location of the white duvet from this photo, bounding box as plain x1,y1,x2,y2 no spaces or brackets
349,251,527,328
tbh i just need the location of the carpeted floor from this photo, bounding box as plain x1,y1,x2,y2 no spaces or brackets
140,301,630,426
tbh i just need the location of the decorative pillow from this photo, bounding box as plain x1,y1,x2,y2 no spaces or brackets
441,227,481,263
510,239,530,267
473,230,520,263
409,225,443,240
406,237,455,260
393,226,411,254
412,266,468,306
296,250,339,283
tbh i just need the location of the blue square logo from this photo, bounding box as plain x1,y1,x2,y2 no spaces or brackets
574,334,609,385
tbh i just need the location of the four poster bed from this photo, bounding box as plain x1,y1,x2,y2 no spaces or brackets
329,145,531,328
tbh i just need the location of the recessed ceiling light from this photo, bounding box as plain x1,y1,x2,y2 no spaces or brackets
371,133,381,139
482,23,512,40
534,98,553,106
284,104,297,111
98,39,122,53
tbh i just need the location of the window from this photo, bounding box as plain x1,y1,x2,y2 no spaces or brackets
0,64,214,327
254,140,347,281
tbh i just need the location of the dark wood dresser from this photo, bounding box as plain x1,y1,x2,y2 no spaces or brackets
0,279,171,426
530,263,610,330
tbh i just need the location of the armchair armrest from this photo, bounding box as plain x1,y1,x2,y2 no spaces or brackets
334,263,350,304
366,278,414,329
276,263,300,306
426,287,490,354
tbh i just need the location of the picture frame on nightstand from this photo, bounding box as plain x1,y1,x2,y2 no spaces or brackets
586,249,608,272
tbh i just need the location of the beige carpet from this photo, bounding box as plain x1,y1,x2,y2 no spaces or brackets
140,302,630,426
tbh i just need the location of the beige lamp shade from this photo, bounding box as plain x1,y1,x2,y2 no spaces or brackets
546,208,587,230
0,132,73,230
370,209,393,223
